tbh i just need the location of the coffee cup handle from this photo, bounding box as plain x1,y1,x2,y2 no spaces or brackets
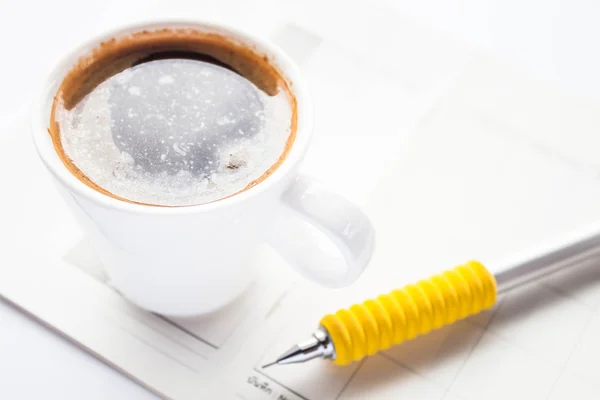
268,174,375,287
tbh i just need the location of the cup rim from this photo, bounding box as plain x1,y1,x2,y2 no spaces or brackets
31,18,313,215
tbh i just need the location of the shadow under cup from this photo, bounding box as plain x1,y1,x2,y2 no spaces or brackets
48,25,299,207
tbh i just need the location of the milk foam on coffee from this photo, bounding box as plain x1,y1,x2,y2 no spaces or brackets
56,58,293,206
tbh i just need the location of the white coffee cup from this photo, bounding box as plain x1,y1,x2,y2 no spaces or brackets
32,19,375,316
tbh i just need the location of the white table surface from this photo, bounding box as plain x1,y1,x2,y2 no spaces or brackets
1,0,600,398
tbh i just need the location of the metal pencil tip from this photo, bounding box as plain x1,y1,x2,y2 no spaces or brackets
261,361,278,369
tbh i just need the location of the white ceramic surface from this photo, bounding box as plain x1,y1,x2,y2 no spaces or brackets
31,19,375,316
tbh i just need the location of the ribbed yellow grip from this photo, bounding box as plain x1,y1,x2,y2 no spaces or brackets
320,261,497,365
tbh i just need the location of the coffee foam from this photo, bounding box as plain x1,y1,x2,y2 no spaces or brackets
49,28,297,207
56,59,292,206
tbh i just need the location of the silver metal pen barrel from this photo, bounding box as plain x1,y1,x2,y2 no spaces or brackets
495,225,600,294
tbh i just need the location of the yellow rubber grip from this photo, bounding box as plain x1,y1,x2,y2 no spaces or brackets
320,261,497,365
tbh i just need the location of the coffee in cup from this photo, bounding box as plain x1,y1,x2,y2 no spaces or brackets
49,28,297,206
